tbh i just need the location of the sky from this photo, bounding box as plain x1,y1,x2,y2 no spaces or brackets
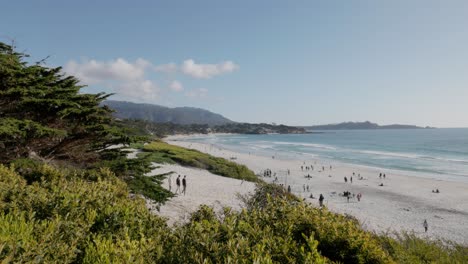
2,0,468,127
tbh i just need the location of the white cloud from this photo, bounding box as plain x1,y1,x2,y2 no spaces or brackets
63,57,239,102
64,58,151,84
169,80,184,92
181,59,239,79
63,58,159,101
185,88,208,98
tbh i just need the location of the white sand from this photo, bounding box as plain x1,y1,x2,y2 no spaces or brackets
146,164,255,226
165,135,468,245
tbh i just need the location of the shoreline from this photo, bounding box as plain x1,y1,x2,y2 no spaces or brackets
166,133,468,184
164,135,468,245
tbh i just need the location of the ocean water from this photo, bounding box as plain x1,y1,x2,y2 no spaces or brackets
182,128,468,182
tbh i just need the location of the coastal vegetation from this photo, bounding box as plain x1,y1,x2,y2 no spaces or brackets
1,42,467,263
141,141,259,182
119,118,306,137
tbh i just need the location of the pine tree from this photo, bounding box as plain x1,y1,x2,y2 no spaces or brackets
0,42,128,163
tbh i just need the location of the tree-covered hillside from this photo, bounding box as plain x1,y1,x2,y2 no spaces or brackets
104,100,234,126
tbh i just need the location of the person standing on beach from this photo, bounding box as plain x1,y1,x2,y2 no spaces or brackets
350,176,353,183
175,175,181,194
423,219,428,232
182,175,187,195
319,194,324,207
344,176,348,183
288,185,291,193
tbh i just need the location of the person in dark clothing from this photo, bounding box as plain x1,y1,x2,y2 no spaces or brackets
182,175,187,195
423,219,428,232
319,194,324,207
175,175,181,194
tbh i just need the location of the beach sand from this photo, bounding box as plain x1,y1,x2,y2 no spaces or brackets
146,163,255,226
163,135,468,245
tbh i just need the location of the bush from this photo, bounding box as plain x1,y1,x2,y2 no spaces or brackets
0,164,168,263
142,141,259,182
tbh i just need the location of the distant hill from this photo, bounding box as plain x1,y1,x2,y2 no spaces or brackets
104,100,234,126
302,121,433,130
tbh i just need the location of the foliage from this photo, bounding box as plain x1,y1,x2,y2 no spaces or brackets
376,232,468,264
238,182,299,211
118,118,306,138
0,164,167,263
162,184,392,264
96,153,174,204
1,164,467,263
0,42,129,164
142,141,259,182
119,119,210,138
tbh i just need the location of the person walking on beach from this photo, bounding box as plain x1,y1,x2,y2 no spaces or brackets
287,185,291,193
175,175,181,194
357,193,362,202
303,184,306,192
344,176,348,183
182,175,187,195
319,194,324,207
350,176,353,183
423,219,428,232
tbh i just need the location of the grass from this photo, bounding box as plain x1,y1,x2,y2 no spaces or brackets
140,141,260,182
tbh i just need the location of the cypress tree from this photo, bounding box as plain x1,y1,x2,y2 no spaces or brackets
0,42,127,163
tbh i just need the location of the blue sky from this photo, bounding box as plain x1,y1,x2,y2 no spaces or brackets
2,0,468,127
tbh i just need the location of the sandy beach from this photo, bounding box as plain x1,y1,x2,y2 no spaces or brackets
161,135,468,245
146,163,256,226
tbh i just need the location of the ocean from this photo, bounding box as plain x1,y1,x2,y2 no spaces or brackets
181,128,468,183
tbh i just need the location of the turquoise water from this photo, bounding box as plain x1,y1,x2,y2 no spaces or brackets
183,128,468,182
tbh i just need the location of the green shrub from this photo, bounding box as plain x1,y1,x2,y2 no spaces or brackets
376,232,468,264
0,164,168,263
1,163,466,263
142,141,259,182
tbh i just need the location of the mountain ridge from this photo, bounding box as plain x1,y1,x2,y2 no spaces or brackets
302,121,434,130
104,100,234,126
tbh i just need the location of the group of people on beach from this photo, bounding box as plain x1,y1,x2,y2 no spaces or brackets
263,169,273,177
344,176,353,183
169,175,187,195
301,165,314,171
